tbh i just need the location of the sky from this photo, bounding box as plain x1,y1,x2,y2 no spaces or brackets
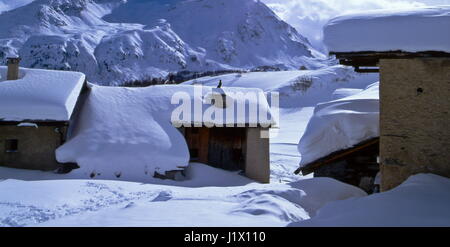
0,0,449,52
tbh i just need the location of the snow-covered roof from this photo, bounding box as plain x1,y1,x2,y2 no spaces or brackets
167,85,275,127
298,82,380,168
324,6,450,54
0,66,86,122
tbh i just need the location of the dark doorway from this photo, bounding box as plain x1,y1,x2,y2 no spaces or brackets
208,128,246,171
184,127,246,171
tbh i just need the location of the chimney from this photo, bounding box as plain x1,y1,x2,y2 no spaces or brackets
7,57,21,80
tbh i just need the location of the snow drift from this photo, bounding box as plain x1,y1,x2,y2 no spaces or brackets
0,168,367,226
298,82,379,167
290,173,450,226
324,5,450,53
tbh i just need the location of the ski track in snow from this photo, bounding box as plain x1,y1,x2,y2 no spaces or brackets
0,182,165,226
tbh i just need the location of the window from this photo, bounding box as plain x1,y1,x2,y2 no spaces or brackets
5,139,18,153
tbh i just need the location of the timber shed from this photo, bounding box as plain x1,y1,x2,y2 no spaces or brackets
172,86,276,183
0,58,87,171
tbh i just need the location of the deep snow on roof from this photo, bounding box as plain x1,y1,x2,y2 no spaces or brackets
298,82,380,168
167,85,276,127
0,66,85,121
324,6,450,53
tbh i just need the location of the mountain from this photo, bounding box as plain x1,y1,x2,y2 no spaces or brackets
0,0,322,85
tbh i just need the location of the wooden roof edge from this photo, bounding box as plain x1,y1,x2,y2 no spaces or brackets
329,50,450,72
294,137,380,176
331,50,450,58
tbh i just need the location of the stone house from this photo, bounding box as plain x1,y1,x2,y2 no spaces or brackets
333,52,450,191
0,58,86,171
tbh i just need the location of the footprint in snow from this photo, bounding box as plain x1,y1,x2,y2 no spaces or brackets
151,191,172,202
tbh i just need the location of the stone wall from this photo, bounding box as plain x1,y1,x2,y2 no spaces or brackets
245,127,270,183
0,124,67,171
379,58,450,191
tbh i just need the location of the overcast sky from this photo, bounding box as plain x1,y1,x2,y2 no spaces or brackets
1,0,449,51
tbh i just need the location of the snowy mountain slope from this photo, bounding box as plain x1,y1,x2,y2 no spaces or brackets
183,65,379,108
0,0,321,85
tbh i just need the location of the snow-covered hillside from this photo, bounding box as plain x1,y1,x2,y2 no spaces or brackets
0,0,321,85
183,65,378,108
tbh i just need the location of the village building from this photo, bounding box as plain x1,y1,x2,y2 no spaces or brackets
334,53,450,191
321,6,450,191
295,82,380,193
0,58,86,171
296,138,380,193
171,87,276,183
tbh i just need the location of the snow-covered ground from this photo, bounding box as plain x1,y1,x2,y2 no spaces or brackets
0,168,367,227
290,173,450,227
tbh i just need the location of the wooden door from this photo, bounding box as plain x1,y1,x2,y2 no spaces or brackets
184,127,209,164
207,128,246,171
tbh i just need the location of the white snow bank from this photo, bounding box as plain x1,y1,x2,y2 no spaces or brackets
234,177,366,219
0,168,366,226
298,82,379,167
56,84,273,181
290,173,450,226
288,177,368,216
324,6,450,53
0,66,85,121
0,162,254,188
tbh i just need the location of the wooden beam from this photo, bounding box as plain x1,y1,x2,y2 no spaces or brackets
332,50,450,69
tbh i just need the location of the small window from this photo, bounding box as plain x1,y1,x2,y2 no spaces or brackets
5,139,18,153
